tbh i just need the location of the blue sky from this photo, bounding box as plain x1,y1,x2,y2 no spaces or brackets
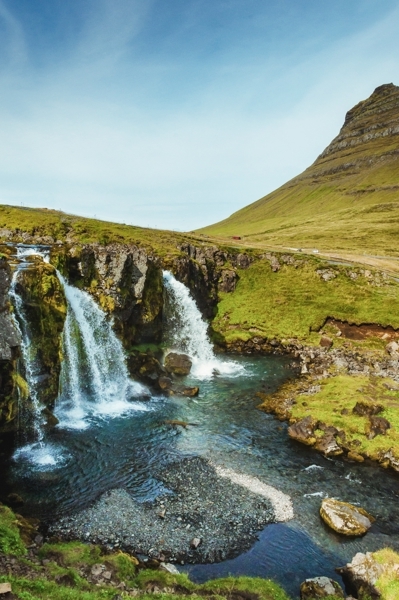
0,0,398,231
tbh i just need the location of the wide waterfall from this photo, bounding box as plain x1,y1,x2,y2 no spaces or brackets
10,245,148,468
56,275,147,429
163,270,243,379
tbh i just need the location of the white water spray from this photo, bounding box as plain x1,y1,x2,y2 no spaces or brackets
163,271,243,379
55,275,148,429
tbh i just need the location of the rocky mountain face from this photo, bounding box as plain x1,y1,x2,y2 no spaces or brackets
199,83,399,252
302,83,399,182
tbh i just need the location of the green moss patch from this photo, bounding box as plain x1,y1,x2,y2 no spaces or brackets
292,375,399,461
212,260,399,344
0,504,26,556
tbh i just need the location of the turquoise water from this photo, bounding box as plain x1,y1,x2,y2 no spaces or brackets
3,353,399,598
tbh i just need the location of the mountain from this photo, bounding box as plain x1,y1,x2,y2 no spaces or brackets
199,83,399,255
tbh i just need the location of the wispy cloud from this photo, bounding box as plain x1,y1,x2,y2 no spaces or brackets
0,1,398,230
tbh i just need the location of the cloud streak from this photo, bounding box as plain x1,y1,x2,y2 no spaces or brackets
0,0,398,230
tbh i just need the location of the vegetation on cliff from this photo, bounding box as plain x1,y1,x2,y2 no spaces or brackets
212,258,399,345
199,84,399,256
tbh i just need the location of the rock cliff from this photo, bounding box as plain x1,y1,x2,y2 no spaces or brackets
0,256,21,433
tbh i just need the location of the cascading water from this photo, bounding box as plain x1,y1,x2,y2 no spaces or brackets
10,245,148,468
163,270,244,379
56,275,147,429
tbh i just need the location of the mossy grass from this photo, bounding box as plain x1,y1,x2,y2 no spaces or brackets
0,204,194,259
292,375,399,460
0,504,27,556
0,504,292,599
212,259,399,345
374,548,399,600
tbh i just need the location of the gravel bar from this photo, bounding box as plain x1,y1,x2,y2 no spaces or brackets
50,456,293,563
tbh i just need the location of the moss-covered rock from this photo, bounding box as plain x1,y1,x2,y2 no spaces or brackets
320,498,375,536
0,256,21,434
15,258,67,409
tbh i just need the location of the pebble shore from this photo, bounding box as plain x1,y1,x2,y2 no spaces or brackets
50,456,293,563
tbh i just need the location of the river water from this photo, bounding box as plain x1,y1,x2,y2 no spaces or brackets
2,254,399,599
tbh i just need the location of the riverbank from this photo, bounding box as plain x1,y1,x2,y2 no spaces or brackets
49,456,292,564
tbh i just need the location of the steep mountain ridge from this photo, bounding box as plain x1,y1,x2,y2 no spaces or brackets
199,84,399,254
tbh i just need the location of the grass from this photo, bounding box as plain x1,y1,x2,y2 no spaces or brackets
199,87,399,257
212,259,399,344
0,205,192,258
292,375,399,461
0,504,291,600
374,548,399,600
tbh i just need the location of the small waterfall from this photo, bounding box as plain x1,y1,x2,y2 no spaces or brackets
56,275,147,429
10,271,46,445
163,271,243,379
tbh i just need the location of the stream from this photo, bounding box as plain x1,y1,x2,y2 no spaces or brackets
2,249,399,599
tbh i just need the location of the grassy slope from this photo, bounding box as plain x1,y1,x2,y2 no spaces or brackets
0,205,191,258
199,86,399,255
212,259,399,344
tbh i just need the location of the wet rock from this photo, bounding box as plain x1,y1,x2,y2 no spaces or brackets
337,552,383,599
164,352,192,376
314,433,343,457
127,351,166,387
352,401,383,417
159,562,180,575
366,416,390,439
41,407,59,428
379,448,399,471
320,498,374,536
179,386,199,398
300,576,344,599
6,493,24,507
347,451,364,462
288,416,316,446
158,376,173,391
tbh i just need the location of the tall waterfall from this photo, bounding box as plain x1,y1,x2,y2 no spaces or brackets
10,271,45,445
163,271,243,379
56,275,147,429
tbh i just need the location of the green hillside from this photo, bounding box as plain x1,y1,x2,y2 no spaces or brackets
199,83,399,255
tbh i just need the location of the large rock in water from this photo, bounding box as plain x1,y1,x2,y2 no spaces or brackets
164,352,192,375
300,576,344,599
320,498,374,536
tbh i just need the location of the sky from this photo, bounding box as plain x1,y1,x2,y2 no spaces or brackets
0,1,398,231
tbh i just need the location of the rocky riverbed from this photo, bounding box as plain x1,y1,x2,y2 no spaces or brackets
49,456,292,564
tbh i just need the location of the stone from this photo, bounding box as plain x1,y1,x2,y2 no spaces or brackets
190,537,201,549
288,416,316,446
0,583,12,595
91,564,104,577
314,433,343,457
367,416,390,439
386,341,399,355
347,451,364,462
352,401,383,417
164,352,192,376
218,269,238,293
337,552,383,599
320,498,375,536
6,493,24,507
179,386,199,397
300,576,344,598
159,562,180,575
158,376,173,390
320,336,333,349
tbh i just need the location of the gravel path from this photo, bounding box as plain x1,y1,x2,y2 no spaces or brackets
50,456,293,563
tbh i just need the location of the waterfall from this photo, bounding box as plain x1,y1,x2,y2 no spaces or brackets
163,271,244,379
56,275,147,429
10,245,148,469
10,271,46,445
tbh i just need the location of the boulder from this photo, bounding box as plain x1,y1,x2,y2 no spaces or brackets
288,416,316,446
320,336,333,349
218,269,238,293
300,576,344,599
164,352,192,376
314,432,343,457
179,386,199,397
352,401,383,417
337,552,383,599
159,562,180,575
386,341,399,356
366,415,390,439
320,498,374,536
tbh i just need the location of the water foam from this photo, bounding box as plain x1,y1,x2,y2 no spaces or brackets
163,271,244,380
